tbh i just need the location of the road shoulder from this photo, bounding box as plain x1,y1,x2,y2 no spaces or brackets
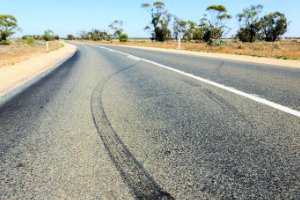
0,42,77,104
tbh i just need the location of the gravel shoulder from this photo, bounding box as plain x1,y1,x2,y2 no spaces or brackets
0,42,77,98
94,43,300,68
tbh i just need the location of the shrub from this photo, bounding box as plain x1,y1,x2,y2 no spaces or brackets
0,40,11,45
67,34,74,40
53,35,60,40
207,39,228,46
119,34,129,42
273,43,281,49
0,30,11,43
15,39,23,43
43,35,53,41
26,37,36,46
83,36,90,40
43,30,55,41
35,41,44,46
22,35,42,40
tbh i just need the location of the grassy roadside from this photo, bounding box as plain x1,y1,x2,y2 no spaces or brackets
0,40,63,68
73,39,300,61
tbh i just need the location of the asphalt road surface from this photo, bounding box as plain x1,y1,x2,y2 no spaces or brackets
0,42,299,199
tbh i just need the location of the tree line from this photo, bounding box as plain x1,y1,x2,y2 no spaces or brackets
68,2,289,44
66,20,127,42
0,2,290,45
22,30,60,41
141,2,289,43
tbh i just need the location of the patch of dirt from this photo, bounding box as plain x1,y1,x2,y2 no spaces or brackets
0,42,76,98
0,40,62,68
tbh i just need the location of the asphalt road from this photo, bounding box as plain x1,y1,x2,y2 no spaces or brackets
0,42,299,199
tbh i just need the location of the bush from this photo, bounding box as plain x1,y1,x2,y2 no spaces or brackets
35,41,44,46
67,34,74,40
83,36,90,40
0,40,11,45
0,30,11,43
15,39,24,43
42,35,53,41
91,35,100,41
53,35,60,40
119,34,129,42
26,37,36,46
207,39,228,46
22,35,43,40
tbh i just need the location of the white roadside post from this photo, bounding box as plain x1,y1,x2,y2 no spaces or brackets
178,37,181,49
46,41,49,50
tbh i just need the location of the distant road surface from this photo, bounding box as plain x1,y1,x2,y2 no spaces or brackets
0,42,299,199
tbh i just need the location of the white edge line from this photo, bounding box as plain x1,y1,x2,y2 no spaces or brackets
96,45,300,118
128,56,141,61
143,59,300,118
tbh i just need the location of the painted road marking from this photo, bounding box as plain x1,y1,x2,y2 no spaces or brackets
128,56,141,61
96,45,300,118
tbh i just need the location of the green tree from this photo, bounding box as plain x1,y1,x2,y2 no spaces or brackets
23,35,42,40
141,1,172,42
184,20,197,41
67,34,74,40
236,27,251,42
88,29,101,41
191,27,205,41
204,5,232,39
173,17,187,41
0,15,21,44
77,29,88,39
260,12,289,41
26,37,36,46
119,33,129,42
108,20,123,38
197,17,211,41
99,31,110,41
53,35,60,40
43,29,54,41
236,4,263,43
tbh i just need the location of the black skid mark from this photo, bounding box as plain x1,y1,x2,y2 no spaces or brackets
90,64,174,200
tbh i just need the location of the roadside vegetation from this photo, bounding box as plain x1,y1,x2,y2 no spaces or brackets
0,14,63,67
0,39,62,67
0,15,22,45
1,2,299,61
64,2,299,61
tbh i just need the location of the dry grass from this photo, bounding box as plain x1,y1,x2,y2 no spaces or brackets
0,40,63,68
76,39,300,60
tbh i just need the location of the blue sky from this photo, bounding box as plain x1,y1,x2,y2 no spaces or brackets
2,0,300,38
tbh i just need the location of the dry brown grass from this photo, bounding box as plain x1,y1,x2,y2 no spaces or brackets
0,40,63,68
76,39,300,60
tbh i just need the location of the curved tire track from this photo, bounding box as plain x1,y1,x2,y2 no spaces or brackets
90,64,174,200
